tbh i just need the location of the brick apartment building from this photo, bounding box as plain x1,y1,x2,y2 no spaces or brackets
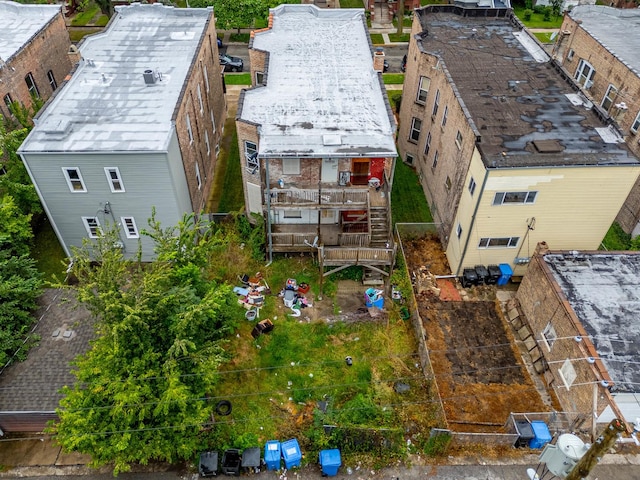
19,4,226,261
552,5,640,236
398,5,640,277
0,0,73,124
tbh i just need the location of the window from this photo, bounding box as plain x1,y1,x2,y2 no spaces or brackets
405,153,414,165
566,49,574,62
186,113,193,143
468,177,476,196
542,323,557,351
574,59,595,89
559,359,577,389
121,216,139,239
205,130,210,155
409,117,422,143
210,109,216,133
416,76,430,104
456,223,462,239
245,141,258,173
601,84,617,112
493,191,537,205
455,131,463,149
47,70,57,91
104,167,125,192
283,210,302,218
432,151,439,169
215,143,220,157
441,105,448,128
3,93,13,116
63,167,87,192
203,64,210,92
445,176,452,191
283,158,300,175
197,84,204,113
432,89,440,117
195,161,202,189
82,217,101,238
632,111,640,134
478,237,519,248
256,71,265,85
25,72,40,98
424,132,432,156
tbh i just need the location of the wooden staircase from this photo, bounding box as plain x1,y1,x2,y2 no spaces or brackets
369,206,390,249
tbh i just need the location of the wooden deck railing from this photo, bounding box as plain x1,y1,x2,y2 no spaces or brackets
267,188,368,206
271,233,318,247
338,233,370,247
320,246,395,266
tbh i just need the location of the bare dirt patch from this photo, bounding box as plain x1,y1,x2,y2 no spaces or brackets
402,234,549,433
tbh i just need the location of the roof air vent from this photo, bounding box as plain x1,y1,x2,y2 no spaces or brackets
532,139,564,153
143,69,156,85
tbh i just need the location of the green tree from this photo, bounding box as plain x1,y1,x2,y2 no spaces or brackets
0,250,42,366
550,0,563,19
95,0,113,17
190,0,267,33
0,195,33,256
50,214,239,474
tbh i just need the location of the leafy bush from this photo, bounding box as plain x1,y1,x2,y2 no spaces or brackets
543,7,552,21
523,9,533,21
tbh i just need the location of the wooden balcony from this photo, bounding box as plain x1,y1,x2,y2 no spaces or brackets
266,188,369,207
320,246,395,267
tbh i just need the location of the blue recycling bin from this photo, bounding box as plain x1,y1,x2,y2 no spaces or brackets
529,421,552,449
364,288,384,308
497,263,513,286
264,440,281,471
319,448,341,477
281,438,302,469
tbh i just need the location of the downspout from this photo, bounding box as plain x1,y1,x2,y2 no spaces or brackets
264,157,273,266
455,167,489,277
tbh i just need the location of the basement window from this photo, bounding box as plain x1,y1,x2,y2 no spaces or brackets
558,359,577,389
542,323,557,351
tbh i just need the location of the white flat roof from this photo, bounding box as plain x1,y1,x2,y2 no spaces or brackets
20,3,211,153
569,5,640,77
0,0,61,63
239,5,397,158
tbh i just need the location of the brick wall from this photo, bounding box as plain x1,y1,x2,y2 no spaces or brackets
236,118,261,218
555,14,640,233
0,10,72,122
174,16,226,213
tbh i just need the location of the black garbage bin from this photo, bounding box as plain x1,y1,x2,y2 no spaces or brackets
514,420,535,448
241,446,261,473
199,451,219,477
487,265,501,285
474,265,489,285
221,449,241,476
461,268,478,288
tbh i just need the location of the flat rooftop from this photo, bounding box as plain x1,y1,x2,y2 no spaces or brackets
239,5,397,159
0,0,61,63
569,5,640,77
19,3,211,154
543,252,640,394
415,7,639,169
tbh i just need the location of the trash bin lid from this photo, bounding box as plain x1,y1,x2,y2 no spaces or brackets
319,448,341,467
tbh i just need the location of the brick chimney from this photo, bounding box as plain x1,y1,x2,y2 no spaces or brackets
68,44,81,64
373,47,385,73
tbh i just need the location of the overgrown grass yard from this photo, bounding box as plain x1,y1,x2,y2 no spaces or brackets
391,159,433,225
32,216,67,284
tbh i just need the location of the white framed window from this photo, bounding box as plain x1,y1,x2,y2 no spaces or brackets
445,176,452,191
186,113,193,144
197,84,204,114
632,111,640,134
121,216,139,239
63,167,87,192
47,70,57,91
104,167,125,192
468,177,476,196
195,161,202,189
215,143,220,157
25,72,40,98
283,210,302,218
210,109,216,134
409,117,422,143
478,237,519,248
600,84,617,112
455,131,463,150
558,359,577,389
574,59,595,89
456,222,462,239
542,322,557,351
82,217,101,238
283,158,300,175
203,64,210,92
245,141,258,173
493,191,537,205
3,93,12,113
416,76,430,104
432,89,440,117
424,132,432,156
405,153,414,165
566,49,574,62
432,151,439,169
205,130,210,155
441,105,448,128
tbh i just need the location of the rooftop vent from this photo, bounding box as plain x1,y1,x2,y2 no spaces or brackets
532,139,564,153
143,69,156,85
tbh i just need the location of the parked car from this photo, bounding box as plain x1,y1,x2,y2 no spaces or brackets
383,59,389,72
401,54,407,73
219,53,243,72
217,37,223,48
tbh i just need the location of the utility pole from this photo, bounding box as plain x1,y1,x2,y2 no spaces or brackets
565,418,627,480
